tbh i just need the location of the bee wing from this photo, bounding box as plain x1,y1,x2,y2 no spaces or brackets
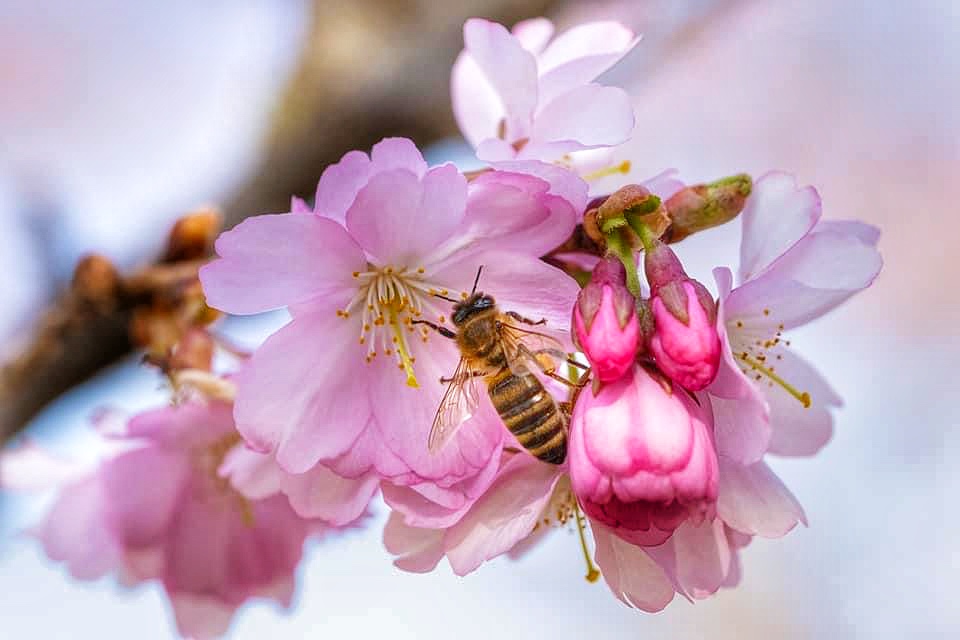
498,320,568,378
428,357,482,453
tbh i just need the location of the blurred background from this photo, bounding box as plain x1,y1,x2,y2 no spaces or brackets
0,0,957,638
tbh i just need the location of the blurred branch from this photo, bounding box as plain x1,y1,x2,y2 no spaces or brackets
0,0,558,442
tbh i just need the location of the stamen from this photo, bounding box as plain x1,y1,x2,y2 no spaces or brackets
739,353,811,408
582,160,631,182
387,300,418,388
574,501,600,583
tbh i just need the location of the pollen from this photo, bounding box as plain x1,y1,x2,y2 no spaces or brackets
731,311,812,409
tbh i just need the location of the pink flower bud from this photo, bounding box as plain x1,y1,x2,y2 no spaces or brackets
572,257,639,382
644,240,721,390
569,365,718,546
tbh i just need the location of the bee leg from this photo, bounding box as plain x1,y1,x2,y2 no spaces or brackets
411,320,456,340
505,310,547,326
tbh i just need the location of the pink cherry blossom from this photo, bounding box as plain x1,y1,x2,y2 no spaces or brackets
708,171,883,466
569,365,719,546
572,256,639,382
2,400,328,639
200,138,584,486
452,18,637,164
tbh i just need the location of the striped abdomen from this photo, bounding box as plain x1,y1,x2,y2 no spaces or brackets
486,368,566,464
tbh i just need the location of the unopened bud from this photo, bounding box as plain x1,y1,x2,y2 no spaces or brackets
164,208,222,263
664,174,751,242
572,257,639,382
582,185,669,249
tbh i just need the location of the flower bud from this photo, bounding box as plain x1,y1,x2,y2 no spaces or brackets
663,174,751,243
572,257,639,382
644,240,721,390
568,365,718,546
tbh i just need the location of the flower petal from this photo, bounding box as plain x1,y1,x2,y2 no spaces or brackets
452,51,506,147
708,268,771,464
530,84,634,150
738,171,821,283
444,454,561,576
512,17,554,54
314,150,372,222
718,457,806,537
728,226,883,329
489,159,589,218
765,349,841,457
200,213,364,315
814,219,881,246
125,401,235,448
282,464,379,526
592,523,675,612
346,166,466,266
463,18,538,141
234,309,372,474
0,439,88,491
537,21,636,73
219,446,285,501
370,137,428,178
647,518,732,599
169,594,236,640
383,510,446,573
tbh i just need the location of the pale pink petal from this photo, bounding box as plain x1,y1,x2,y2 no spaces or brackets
430,250,581,351
282,464,379,526
219,446,285,500
488,159,590,217
444,454,561,576
346,166,466,266
383,511,445,573
36,474,121,580
708,268,771,464
659,518,732,599
323,423,409,481
765,349,842,456
234,309,372,474
728,227,883,329
463,18,538,141
451,52,505,147
475,136,517,162
592,523,675,612
512,17,554,54
537,21,636,73
314,149,372,222
642,169,685,200
0,439,88,491
125,401,235,447
718,457,806,537
722,527,751,589
369,137,428,177
814,219,881,246
169,593,236,640
739,171,821,283
530,84,634,150
200,213,364,315
252,575,297,608
101,447,189,548
538,53,630,107
119,547,165,586
290,195,311,214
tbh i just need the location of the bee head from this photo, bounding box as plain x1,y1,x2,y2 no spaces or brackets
451,292,495,326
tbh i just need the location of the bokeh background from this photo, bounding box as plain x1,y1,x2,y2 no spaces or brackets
1,0,957,637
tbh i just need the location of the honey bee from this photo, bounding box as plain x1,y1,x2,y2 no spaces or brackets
415,269,578,465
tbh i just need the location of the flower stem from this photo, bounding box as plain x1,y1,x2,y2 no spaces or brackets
604,232,641,298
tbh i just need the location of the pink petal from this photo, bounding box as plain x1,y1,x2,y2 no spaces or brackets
314,149,372,222
169,594,236,640
219,446,285,500
592,523,675,612
125,401,235,448
642,169,685,200
708,268,771,464
282,464,379,526
765,349,841,456
651,518,732,599
324,423,410,481
475,137,518,162
0,439,87,491
488,159,590,217
538,53,629,107
463,18,538,141
717,457,806,537
530,84,634,150
290,196,311,214
728,226,883,330
370,137,428,177
537,21,636,73
346,166,466,266
512,17,554,54
444,454,561,576
234,309,372,474
101,446,190,548
451,52,506,147
430,250,581,352
739,171,821,283
814,219,881,246
36,474,121,580
200,213,364,315
383,511,445,573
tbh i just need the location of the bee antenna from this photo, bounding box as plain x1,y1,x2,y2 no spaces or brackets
471,265,484,296
432,293,458,303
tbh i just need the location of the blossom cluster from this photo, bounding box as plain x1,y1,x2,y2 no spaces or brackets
1,16,882,638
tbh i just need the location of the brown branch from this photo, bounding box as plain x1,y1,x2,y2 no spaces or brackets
0,0,559,442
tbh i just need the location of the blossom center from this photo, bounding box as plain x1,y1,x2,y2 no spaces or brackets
339,265,457,388
728,310,811,408
193,433,255,526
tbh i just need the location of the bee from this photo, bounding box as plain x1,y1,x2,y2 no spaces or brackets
414,268,579,465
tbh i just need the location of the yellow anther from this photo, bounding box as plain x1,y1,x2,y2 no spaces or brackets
739,353,811,408
582,160,631,182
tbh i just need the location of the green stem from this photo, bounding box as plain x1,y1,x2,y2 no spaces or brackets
605,232,641,298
